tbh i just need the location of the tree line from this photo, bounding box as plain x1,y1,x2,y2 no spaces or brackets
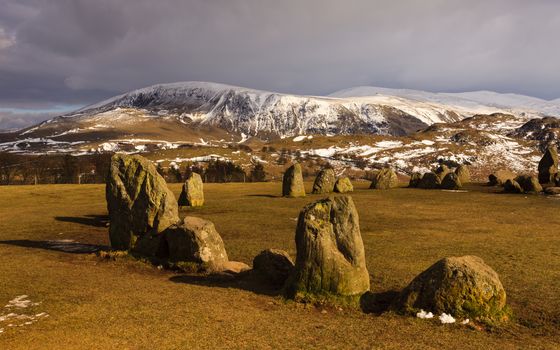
0,152,267,185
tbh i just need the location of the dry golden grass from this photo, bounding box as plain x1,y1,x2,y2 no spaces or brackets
0,182,559,349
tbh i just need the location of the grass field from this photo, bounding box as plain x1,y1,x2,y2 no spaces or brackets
0,181,559,349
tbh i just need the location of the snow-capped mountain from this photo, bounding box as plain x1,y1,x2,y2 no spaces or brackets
11,81,519,142
1,81,559,156
330,86,560,117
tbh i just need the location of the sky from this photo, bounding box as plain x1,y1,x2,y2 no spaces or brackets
1,0,560,129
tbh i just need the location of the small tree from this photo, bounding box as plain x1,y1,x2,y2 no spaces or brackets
250,162,266,182
169,165,182,183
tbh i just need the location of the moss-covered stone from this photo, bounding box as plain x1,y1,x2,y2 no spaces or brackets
394,255,507,321
282,163,306,198
312,168,336,194
106,154,179,251
285,196,370,305
435,164,451,182
538,145,558,184
488,169,516,186
178,172,204,207
418,172,440,189
515,175,543,193
503,179,523,193
334,177,354,193
440,172,462,190
408,172,423,188
164,216,229,270
455,165,471,184
369,168,398,190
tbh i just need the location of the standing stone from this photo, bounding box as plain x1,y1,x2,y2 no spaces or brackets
394,256,507,320
106,154,179,252
312,168,336,194
334,177,354,193
538,145,558,184
253,249,294,287
285,196,370,303
515,175,543,193
418,172,441,189
503,179,523,193
488,170,516,186
455,165,470,184
440,172,462,190
369,168,398,190
164,216,228,269
408,172,423,188
435,164,451,181
178,172,204,207
282,163,306,197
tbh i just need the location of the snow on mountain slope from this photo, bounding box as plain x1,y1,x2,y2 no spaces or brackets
2,81,558,160
330,86,560,117
20,81,488,142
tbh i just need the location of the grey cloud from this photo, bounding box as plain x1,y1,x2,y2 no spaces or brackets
0,109,58,130
1,0,560,128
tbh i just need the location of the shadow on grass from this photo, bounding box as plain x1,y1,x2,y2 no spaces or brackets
360,290,400,315
169,272,281,297
246,194,280,198
55,214,109,228
0,239,107,254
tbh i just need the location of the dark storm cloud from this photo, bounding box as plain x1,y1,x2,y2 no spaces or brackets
1,0,560,128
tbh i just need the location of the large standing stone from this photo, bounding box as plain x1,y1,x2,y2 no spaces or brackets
515,175,543,193
312,168,336,194
253,249,294,287
440,172,462,190
418,172,441,189
455,165,470,184
488,169,516,186
178,172,204,207
369,168,398,190
334,177,354,193
106,154,179,251
285,196,370,303
164,216,228,269
538,145,558,184
394,256,507,320
282,163,306,197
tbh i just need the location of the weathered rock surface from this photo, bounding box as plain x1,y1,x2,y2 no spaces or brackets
408,172,423,188
394,256,507,320
538,145,558,184
282,163,306,197
515,175,543,193
334,177,354,193
418,172,441,189
503,179,523,193
488,169,516,186
312,168,336,194
178,172,204,207
164,216,228,269
106,154,179,251
440,172,462,190
455,165,471,184
369,168,398,190
286,196,370,302
253,249,294,287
